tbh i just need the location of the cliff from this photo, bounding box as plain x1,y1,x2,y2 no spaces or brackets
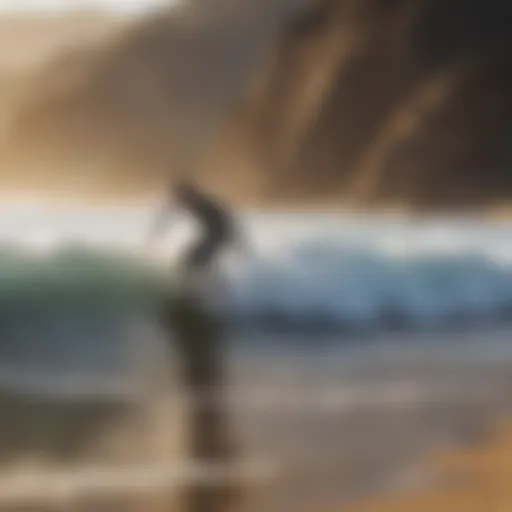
210,0,512,210
1,0,511,210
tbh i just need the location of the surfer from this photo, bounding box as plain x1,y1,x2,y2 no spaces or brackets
148,178,249,311
175,180,237,272
149,179,241,271
149,180,243,512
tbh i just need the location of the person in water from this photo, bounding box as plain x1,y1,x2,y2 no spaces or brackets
151,180,243,512
149,178,245,303
175,179,237,272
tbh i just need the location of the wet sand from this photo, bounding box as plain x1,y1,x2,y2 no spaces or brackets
228,328,512,512
344,420,512,512
0,326,512,511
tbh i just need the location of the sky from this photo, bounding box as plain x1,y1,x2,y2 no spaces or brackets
0,0,176,15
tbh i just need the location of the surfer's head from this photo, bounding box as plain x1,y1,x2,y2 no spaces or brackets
174,178,200,204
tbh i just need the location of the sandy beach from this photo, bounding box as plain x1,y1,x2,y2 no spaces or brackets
0,326,511,511
343,419,512,512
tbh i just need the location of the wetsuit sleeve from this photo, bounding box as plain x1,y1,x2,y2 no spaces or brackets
147,189,175,243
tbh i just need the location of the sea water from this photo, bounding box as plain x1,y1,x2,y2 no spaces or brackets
4,200,512,512
2,200,512,394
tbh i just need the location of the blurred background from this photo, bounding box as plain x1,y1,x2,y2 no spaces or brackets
1,0,512,511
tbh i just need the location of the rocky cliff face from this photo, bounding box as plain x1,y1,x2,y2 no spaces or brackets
210,0,512,210
1,1,512,210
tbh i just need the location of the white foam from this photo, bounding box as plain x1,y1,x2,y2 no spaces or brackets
3,202,512,330
0,0,176,16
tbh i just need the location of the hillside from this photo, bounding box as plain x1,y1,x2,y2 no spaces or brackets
0,0,511,210
211,0,512,210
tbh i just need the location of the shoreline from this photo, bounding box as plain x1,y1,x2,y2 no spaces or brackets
0,327,511,510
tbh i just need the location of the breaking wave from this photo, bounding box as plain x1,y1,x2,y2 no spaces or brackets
2,203,512,377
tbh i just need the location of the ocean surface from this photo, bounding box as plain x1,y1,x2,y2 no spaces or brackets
2,201,512,392
4,201,512,512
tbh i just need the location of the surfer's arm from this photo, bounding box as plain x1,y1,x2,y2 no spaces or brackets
146,191,175,244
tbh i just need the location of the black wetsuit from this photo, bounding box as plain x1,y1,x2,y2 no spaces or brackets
175,184,235,272
161,185,241,512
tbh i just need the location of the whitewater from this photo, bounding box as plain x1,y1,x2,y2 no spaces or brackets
2,200,512,381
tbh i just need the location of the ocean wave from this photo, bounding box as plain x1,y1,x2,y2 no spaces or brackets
1,207,512,370
0,243,173,371
230,248,512,331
